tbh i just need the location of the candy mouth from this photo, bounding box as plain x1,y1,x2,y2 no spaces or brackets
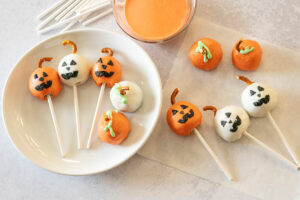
61,70,79,80
230,116,242,132
95,71,114,78
35,81,52,91
178,109,194,124
253,95,270,107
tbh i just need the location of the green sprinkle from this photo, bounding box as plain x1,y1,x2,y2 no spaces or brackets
240,46,254,55
195,41,212,63
104,110,117,137
115,83,128,104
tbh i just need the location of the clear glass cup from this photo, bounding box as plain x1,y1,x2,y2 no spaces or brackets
112,0,197,43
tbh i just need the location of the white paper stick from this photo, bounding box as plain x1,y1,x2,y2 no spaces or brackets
193,128,233,181
47,95,66,157
60,0,88,21
86,83,106,149
37,0,74,30
38,1,110,34
73,85,82,149
80,0,109,13
37,0,68,20
55,0,82,21
244,131,298,170
267,112,300,167
82,8,112,25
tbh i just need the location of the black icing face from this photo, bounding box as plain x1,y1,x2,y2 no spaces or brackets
34,71,52,91
60,59,79,80
220,112,242,132
95,58,114,78
172,104,194,124
249,85,270,107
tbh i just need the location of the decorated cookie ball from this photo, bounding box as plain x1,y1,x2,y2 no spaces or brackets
188,38,223,71
98,110,130,145
58,40,90,86
203,105,250,142
238,76,278,117
110,81,143,112
29,57,62,100
166,88,202,136
232,39,262,71
91,48,122,88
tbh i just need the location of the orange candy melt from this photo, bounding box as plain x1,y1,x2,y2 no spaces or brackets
232,39,262,71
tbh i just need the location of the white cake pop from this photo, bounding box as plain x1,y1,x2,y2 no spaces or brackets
204,105,250,142
58,40,90,86
238,76,278,117
110,81,143,112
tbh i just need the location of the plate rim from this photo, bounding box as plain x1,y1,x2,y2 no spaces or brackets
1,28,162,176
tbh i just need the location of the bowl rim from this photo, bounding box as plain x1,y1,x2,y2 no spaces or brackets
1,28,162,176
112,0,197,43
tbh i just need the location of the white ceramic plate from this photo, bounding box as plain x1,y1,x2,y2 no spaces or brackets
2,29,162,175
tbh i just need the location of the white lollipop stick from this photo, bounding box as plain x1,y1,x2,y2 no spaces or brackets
38,1,110,34
244,131,298,170
267,112,300,167
47,95,66,157
37,0,74,30
55,0,82,21
82,8,112,25
37,0,68,20
80,0,109,13
73,85,82,149
60,0,88,21
193,128,233,181
86,83,106,149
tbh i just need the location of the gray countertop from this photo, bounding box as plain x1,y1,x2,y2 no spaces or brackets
0,0,299,199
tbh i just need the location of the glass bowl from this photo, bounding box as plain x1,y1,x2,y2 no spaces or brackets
112,0,197,43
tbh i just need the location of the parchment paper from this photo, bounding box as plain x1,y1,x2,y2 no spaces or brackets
138,17,300,200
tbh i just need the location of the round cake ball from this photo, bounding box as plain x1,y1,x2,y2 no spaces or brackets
232,39,262,71
98,110,130,145
214,105,250,142
110,81,143,112
188,38,223,71
58,53,90,86
241,82,278,117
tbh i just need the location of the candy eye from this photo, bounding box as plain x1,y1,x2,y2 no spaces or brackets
43,72,48,77
225,112,231,118
70,60,77,65
257,86,264,91
221,120,227,127
180,105,188,109
250,90,256,96
34,74,38,79
107,60,113,66
62,61,67,67
172,110,178,116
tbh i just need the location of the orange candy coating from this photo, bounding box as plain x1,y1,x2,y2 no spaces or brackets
91,48,122,88
28,57,62,100
98,111,130,145
166,89,202,136
188,38,223,71
232,39,262,71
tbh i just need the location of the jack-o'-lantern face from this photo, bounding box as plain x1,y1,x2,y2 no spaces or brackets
238,76,278,117
166,88,202,136
91,48,122,88
29,57,62,100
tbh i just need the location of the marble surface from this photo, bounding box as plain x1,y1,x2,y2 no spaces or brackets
0,0,299,199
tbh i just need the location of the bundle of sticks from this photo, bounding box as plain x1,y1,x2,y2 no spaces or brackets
37,0,112,34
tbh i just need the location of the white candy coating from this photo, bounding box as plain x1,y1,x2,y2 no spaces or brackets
241,82,278,117
110,81,143,112
215,105,250,142
58,54,90,86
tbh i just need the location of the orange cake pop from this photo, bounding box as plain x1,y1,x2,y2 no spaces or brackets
232,39,262,71
28,57,65,157
188,38,223,71
98,110,130,145
166,88,233,180
29,57,62,100
91,48,122,88
166,88,202,136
